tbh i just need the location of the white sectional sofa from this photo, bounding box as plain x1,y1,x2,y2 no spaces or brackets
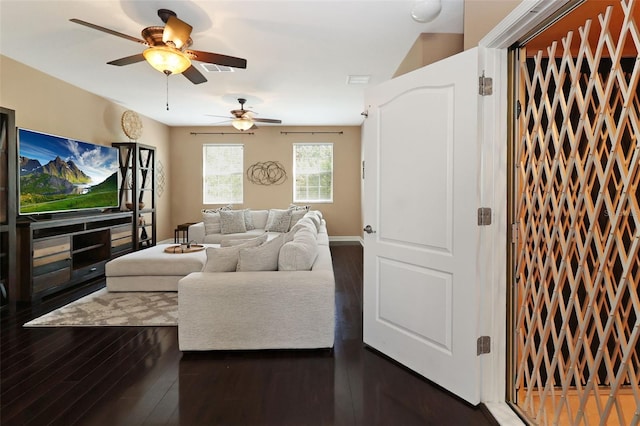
104,208,335,351
178,225,334,350
187,207,310,245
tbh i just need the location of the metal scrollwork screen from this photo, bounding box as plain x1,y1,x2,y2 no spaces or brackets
513,0,639,424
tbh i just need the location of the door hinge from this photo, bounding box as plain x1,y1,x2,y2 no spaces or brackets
362,160,365,179
477,336,491,355
477,207,492,226
479,72,493,96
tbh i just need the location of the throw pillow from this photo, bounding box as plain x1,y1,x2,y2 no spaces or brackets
202,205,232,235
202,246,243,272
236,234,285,271
202,238,265,272
203,212,221,235
202,204,232,214
243,209,256,230
288,204,310,230
220,210,247,234
265,209,292,232
220,233,268,247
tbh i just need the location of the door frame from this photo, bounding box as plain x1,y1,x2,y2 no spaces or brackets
474,0,580,423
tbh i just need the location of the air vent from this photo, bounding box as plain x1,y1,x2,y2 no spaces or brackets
347,75,370,85
201,63,235,73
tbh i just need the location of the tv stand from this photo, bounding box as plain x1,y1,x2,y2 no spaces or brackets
16,212,133,302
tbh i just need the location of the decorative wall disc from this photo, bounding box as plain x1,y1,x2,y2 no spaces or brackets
121,110,143,140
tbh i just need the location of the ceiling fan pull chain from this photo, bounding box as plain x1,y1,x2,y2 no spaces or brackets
166,73,170,111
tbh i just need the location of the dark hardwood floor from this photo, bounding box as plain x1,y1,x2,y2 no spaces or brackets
1,245,498,426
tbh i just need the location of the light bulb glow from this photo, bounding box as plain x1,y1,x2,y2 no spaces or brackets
232,117,253,131
143,46,191,75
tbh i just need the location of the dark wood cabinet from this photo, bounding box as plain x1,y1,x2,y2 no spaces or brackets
17,212,133,301
112,142,156,250
0,107,16,308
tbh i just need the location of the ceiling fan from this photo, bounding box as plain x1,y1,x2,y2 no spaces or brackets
70,9,247,84
212,98,282,131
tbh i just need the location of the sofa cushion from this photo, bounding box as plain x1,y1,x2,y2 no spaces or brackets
203,212,222,235
202,229,266,245
250,210,269,229
237,234,285,271
220,233,268,247
265,209,292,232
202,238,264,272
243,209,255,230
106,244,208,277
220,210,247,234
289,217,318,236
303,211,322,231
278,226,318,271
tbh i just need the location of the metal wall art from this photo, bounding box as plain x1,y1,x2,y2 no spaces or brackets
246,161,287,185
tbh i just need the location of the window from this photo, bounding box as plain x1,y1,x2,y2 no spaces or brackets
293,143,333,203
203,144,243,204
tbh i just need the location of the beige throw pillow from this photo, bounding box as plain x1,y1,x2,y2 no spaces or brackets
202,238,265,272
236,234,285,271
220,210,247,234
265,209,292,232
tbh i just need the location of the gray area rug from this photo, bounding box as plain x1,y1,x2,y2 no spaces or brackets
24,288,178,327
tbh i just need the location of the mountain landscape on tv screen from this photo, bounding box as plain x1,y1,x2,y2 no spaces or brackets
20,155,118,214
18,130,119,214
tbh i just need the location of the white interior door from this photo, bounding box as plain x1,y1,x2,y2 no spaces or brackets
362,47,481,405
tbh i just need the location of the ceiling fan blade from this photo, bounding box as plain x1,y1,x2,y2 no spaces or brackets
186,50,247,69
163,15,192,49
107,53,145,66
69,19,147,45
182,65,207,84
250,124,258,130
252,118,282,124
206,114,234,119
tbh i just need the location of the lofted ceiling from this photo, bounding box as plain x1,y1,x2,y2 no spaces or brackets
0,0,464,127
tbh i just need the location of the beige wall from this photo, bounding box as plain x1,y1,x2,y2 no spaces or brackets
463,0,522,49
394,33,464,77
0,55,173,240
169,126,362,237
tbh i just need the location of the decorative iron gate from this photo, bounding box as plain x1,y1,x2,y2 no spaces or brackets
512,0,639,424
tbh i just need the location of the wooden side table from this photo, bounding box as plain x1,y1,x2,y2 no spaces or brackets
174,223,196,243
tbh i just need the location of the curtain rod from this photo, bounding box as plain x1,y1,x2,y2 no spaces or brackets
190,132,254,136
280,131,343,135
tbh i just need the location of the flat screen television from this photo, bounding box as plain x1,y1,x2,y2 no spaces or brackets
17,128,119,215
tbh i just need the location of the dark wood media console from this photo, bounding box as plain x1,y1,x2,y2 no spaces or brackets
17,212,133,301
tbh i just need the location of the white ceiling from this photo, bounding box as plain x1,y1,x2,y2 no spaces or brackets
0,0,463,127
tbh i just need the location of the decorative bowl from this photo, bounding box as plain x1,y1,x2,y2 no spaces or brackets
125,202,145,210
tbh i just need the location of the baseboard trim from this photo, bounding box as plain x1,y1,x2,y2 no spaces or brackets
329,236,363,246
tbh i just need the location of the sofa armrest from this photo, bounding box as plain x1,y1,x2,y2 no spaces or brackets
188,222,205,244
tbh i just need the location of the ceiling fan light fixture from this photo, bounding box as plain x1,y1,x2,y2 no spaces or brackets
232,117,253,131
143,46,191,75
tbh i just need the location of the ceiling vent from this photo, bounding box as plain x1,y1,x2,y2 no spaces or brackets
201,63,235,73
347,75,370,85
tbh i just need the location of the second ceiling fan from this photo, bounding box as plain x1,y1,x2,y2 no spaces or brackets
70,9,247,84
212,98,282,131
